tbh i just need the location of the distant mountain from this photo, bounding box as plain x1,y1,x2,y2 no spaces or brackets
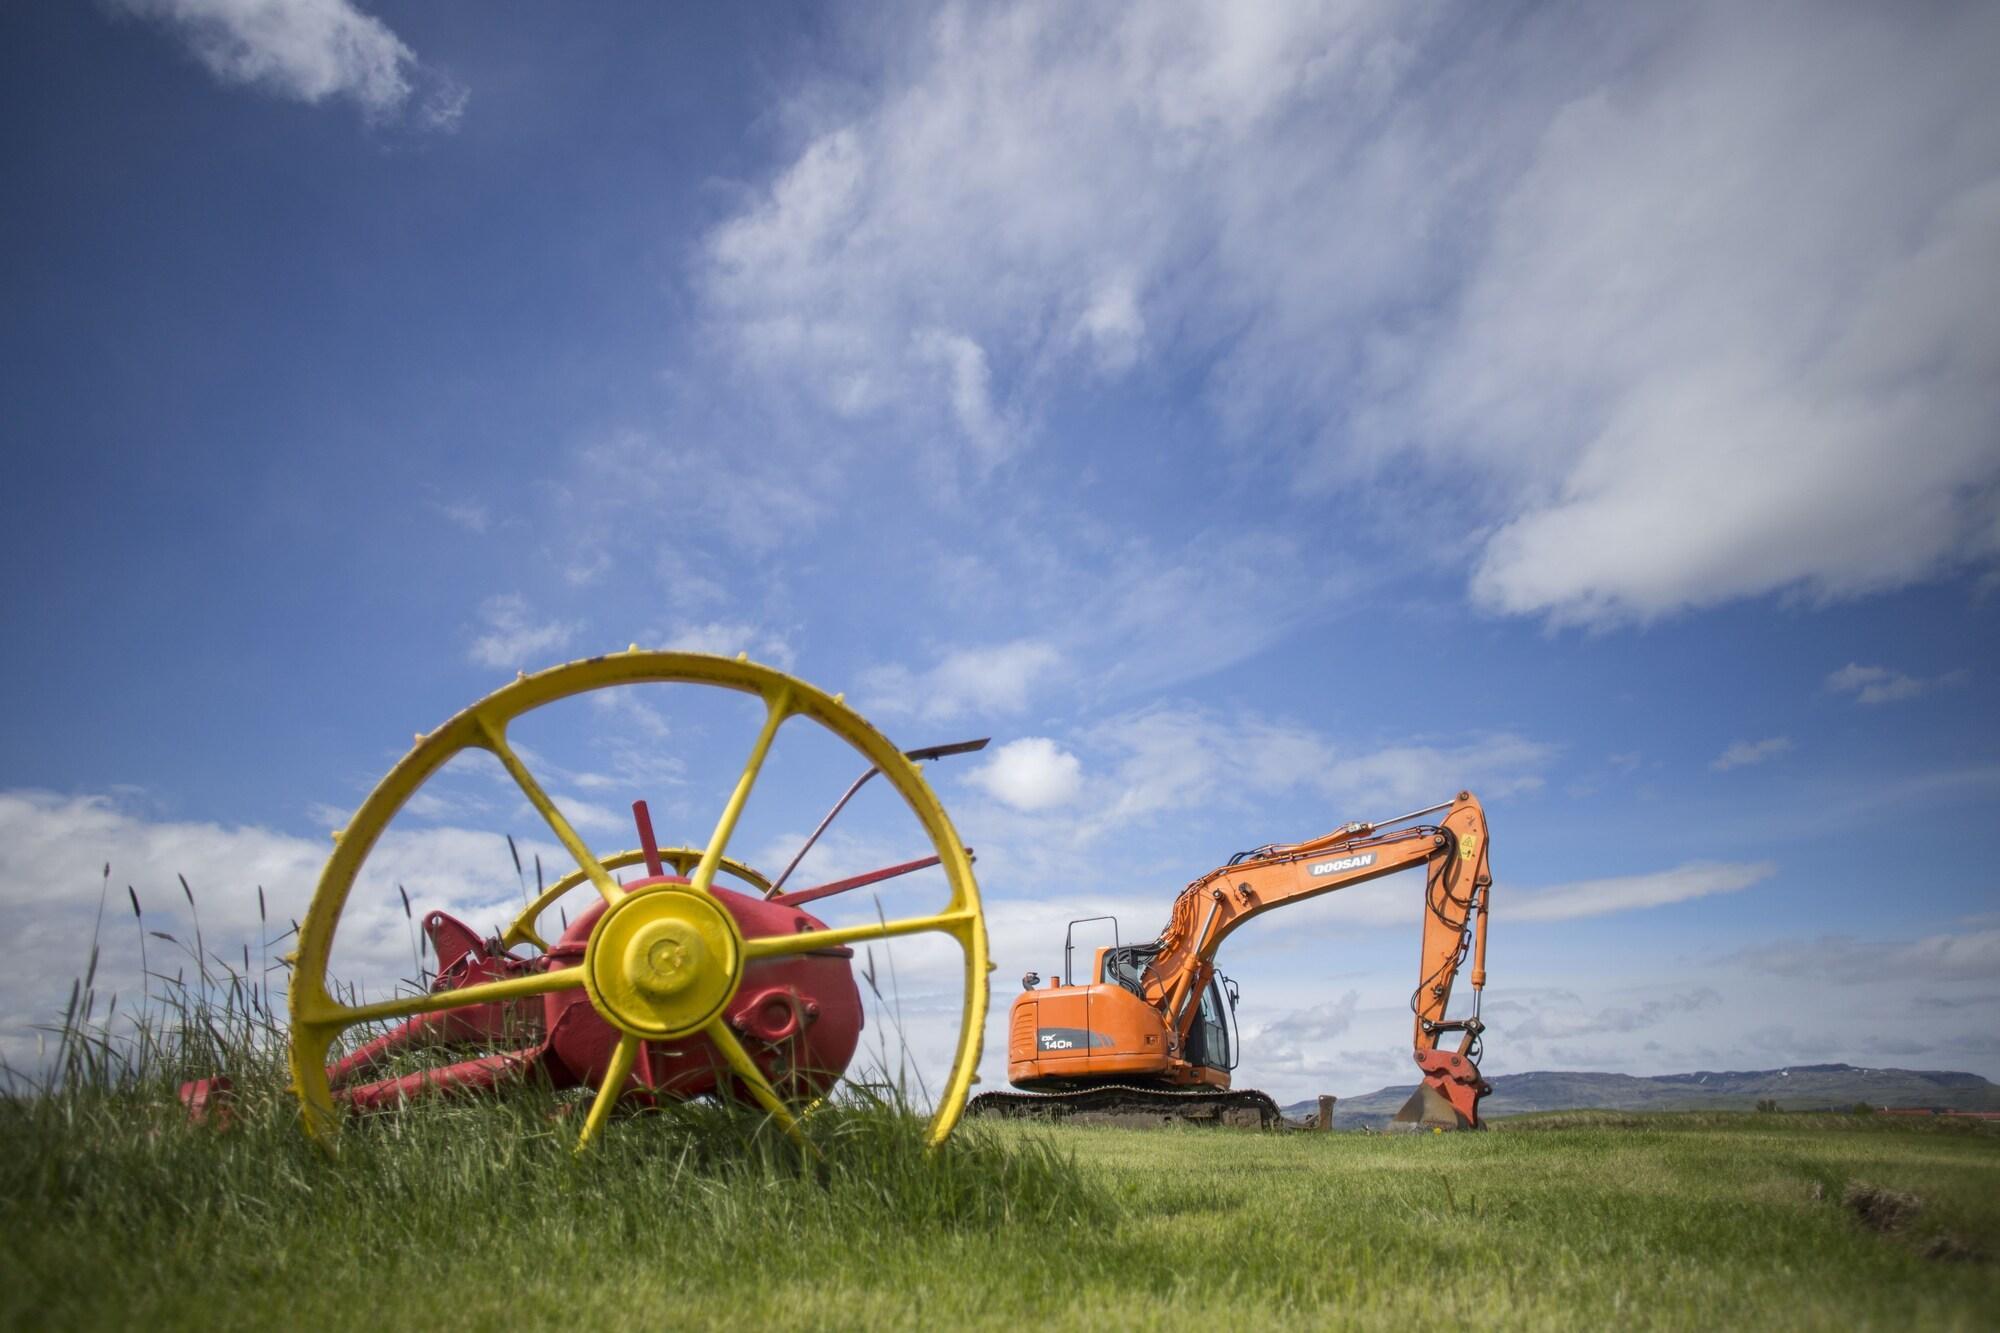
1283,1063,2000,1130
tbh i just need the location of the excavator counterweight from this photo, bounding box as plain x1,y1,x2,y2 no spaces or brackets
969,792,1496,1129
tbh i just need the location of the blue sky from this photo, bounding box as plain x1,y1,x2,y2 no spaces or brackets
3,1,1996,1103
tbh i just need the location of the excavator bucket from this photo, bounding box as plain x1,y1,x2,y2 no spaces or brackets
1391,1080,1473,1131
1391,1047,1490,1130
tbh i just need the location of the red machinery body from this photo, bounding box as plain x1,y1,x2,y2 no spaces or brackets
324,880,864,1112
322,879,865,1112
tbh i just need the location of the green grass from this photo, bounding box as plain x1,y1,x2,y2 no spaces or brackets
6,923,1997,1331
4,1080,1997,1330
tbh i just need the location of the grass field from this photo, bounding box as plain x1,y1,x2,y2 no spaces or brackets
4,1075,1996,1331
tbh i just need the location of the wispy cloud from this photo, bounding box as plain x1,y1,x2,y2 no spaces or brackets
913,329,1018,468
1079,704,1552,834
914,526,1345,712
946,705,1552,888
861,639,1064,723
572,430,824,555
1510,860,1773,922
586,690,671,742
468,594,578,670
115,0,466,128
431,499,489,534
1746,929,2000,984
698,1,2000,624
1494,987,1723,1041
656,621,797,672
1712,736,1792,772
1240,991,1364,1085
1825,663,1969,706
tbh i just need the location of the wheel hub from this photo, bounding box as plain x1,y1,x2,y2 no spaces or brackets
583,883,744,1038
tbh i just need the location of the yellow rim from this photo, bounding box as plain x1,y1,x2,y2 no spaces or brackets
287,650,990,1152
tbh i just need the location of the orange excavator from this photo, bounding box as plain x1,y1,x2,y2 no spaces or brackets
968,791,1494,1129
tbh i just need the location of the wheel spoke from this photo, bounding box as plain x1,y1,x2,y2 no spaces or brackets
688,687,792,896
706,1018,807,1144
578,1032,642,1149
741,909,975,961
474,711,622,905
301,964,585,1028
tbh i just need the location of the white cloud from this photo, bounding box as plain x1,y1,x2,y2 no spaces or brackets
943,705,1552,903
115,0,465,127
546,794,626,837
1253,991,1361,1045
1511,860,1773,923
573,430,824,555
0,790,557,1072
1712,736,1792,772
1073,277,1145,375
964,738,1082,813
1440,8,2000,622
563,550,612,588
468,594,578,671
1081,704,1551,833
1083,705,1319,829
913,329,1015,466
698,1,2000,624
1826,663,1969,706
586,689,671,742
1319,734,1552,810
657,621,798,671
401,788,494,824
1750,929,2000,984
921,531,1340,707
1076,536,1340,697
1495,987,1723,1042
698,3,1420,480
432,499,488,534
1241,990,1364,1086
653,549,727,609
861,639,1064,722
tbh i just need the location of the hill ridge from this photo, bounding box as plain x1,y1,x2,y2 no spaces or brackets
1283,1060,2000,1129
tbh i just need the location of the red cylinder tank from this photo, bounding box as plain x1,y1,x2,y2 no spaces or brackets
540,876,864,1103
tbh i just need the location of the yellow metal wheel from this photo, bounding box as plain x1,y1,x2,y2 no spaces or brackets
288,650,990,1151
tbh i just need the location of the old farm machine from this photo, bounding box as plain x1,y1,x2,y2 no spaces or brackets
263,652,993,1149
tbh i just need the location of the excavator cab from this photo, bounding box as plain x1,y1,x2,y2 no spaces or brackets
1183,974,1238,1072
1100,943,1238,1074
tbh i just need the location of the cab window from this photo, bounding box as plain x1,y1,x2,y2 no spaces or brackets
1184,979,1232,1071
1100,949,1147,998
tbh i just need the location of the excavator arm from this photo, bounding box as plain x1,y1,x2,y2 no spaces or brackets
1142,791,1495,1127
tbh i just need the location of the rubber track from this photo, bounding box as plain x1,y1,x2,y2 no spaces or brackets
966,1083,1287,1129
